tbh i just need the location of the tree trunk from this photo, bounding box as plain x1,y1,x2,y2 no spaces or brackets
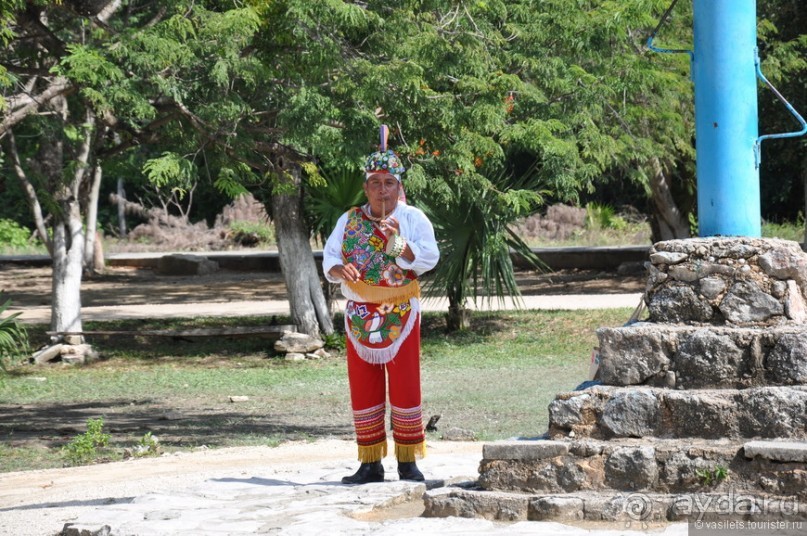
649,157,690,241
117,177,128,237
445,286,471,331
270,164,334,338
83,163,104,273
50,197,85,336
446,300,471,331
44,131,86,337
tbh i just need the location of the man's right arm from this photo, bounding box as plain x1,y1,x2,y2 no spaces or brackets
322,212,350,283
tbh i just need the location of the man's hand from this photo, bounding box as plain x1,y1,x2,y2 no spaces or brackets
328,263,361,282
379,216,400,239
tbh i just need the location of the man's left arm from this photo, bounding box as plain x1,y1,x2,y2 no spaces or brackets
395,209,439,275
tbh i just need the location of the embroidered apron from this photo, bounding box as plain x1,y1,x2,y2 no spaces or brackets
342,207,421,364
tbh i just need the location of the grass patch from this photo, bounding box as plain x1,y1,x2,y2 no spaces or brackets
762,220,804,243
0,309,631,472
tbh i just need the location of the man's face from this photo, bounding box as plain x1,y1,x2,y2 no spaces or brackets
363,173,400,209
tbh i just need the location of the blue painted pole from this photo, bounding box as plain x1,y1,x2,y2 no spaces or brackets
693,0,761,237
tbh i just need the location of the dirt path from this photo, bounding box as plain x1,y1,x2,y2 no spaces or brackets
0,264,645,309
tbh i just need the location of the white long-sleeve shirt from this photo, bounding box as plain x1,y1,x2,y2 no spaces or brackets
322,202,440,288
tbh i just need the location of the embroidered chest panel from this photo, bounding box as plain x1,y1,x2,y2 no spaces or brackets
342,207,416,288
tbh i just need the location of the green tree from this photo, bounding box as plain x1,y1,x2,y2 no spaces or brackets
757,0,807,240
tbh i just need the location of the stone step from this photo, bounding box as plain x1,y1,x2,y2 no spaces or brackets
423,486,807,525
548,385,807,440
476,439,807,496
596,323,807,389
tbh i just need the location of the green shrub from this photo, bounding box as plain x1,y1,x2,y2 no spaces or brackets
132,432,161,457
0,299,29,375
61,417,111,466
0,219,32,249
585,203,627,231
229,220,275,247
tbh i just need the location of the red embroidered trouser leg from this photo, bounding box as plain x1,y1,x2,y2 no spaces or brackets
346,318,425,463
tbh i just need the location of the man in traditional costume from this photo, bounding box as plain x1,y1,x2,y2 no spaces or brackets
323,127,439,484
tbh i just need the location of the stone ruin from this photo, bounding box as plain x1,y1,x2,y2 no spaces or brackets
422,238,807,526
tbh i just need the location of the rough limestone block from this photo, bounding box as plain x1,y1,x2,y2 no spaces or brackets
547,393,594,429
600,390,660,438
482,440,568,461
744,440,807,462
766,332,807,384
664,391,739,439
33,344,64,364
273,331,324,354
738,387,807,439
657,450,728,492
597,326,672,385
718,281,783,324
674,329,749,388
784,280,807,321
156,254,219,276
529,496,585,521
422,488,528,521
648,285,713,323
604,446,657,491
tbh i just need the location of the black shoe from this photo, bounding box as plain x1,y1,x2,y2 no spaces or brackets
341,461,384,484
397,461,425,482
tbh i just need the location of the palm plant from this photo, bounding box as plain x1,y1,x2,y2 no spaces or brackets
0,297,29,374
305,165,366,243
418,164,547,331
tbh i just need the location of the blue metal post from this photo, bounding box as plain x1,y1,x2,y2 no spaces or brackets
693,0,761,237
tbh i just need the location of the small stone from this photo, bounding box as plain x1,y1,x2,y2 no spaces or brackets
229,396,249,402
32,344,63,364
61,355,85,365
284,352,306,361
650,251,688,265
441,427,477,441
274,331,324,354
61,524,113,536
63,334,84,345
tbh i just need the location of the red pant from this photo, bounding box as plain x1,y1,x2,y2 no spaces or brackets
346,317,425,462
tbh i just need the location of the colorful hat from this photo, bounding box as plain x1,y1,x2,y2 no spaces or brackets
364,125,406,181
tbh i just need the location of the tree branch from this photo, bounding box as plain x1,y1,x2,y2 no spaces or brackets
2,130,53,254
0,77,75,135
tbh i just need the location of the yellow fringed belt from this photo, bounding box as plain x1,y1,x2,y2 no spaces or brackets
344,279,420,304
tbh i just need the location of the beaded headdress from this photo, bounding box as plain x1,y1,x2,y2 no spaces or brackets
364,125,406,182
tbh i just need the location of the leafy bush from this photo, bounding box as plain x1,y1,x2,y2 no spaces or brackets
228,220,275,247
132,432,161,458
0,219,32,249
61,417,111,466
585,203,627,231
322,332,345,351
0,298,29,375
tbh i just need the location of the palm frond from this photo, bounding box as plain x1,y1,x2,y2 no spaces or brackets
0,298,30,372
305,165,366,242
420,162,548,309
